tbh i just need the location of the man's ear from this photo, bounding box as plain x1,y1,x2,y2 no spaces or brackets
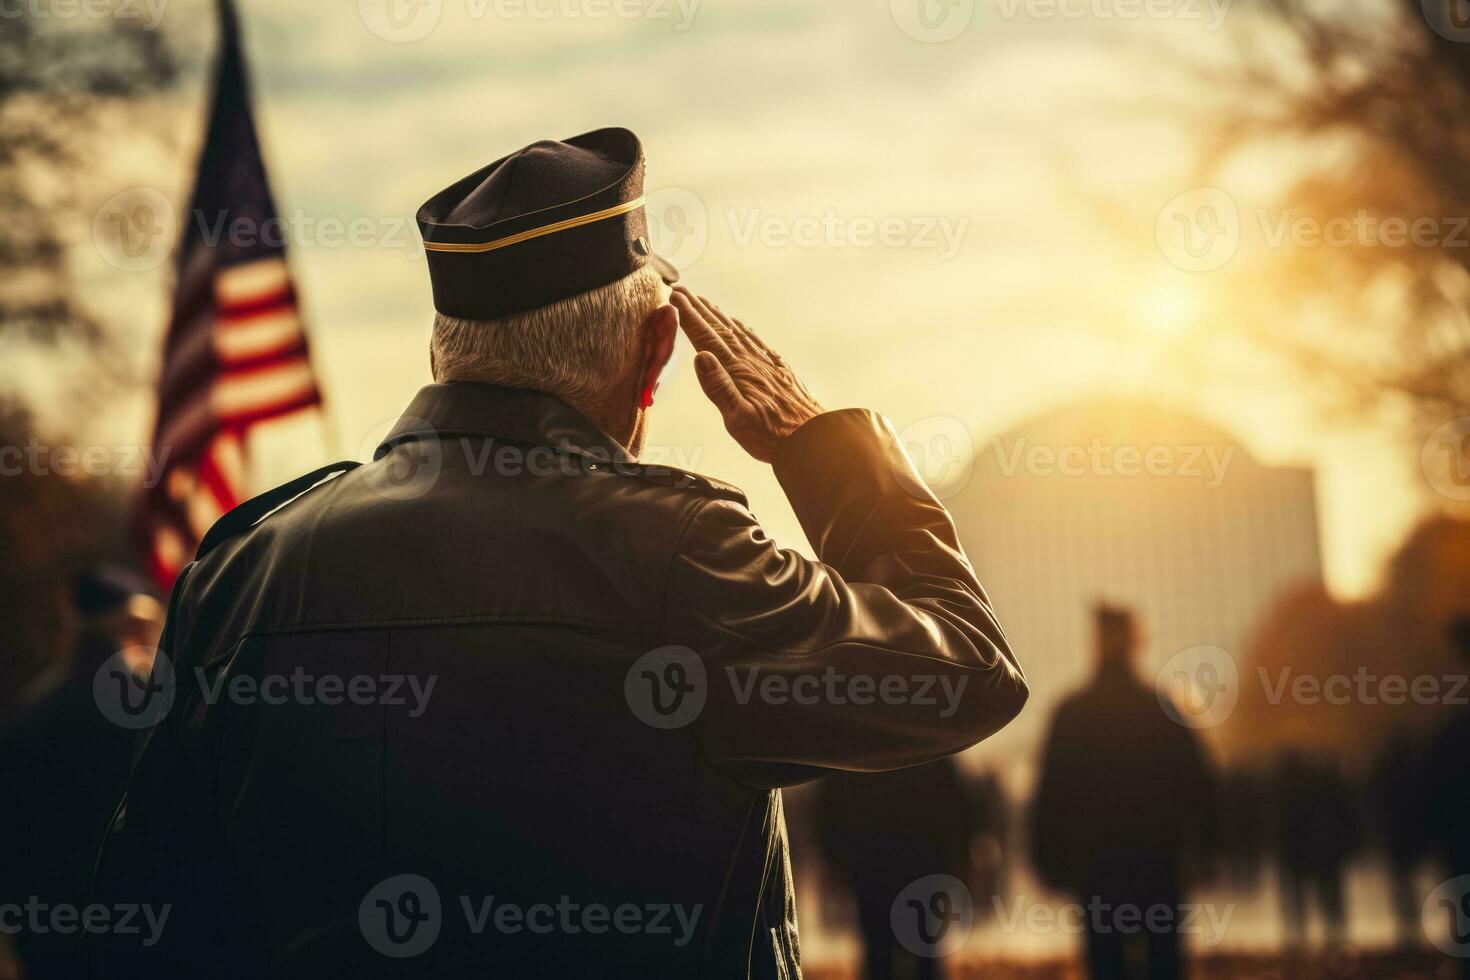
638,302,678,407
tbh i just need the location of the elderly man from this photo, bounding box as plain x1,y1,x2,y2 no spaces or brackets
95,127,1027,979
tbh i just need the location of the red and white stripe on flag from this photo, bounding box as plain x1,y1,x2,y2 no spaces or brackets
137,0,327,590
144,256,322,588
213,257,320,426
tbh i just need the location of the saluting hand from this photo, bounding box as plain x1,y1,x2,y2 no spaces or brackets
671,286,824,463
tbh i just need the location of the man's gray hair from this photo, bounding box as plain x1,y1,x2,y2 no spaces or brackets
431,266,664,406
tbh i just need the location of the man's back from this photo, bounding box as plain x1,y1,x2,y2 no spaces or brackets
98,382,1028,979
1032,665,1214,897
183,399,754,975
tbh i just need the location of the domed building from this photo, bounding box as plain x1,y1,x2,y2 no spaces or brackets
938,398,1323,786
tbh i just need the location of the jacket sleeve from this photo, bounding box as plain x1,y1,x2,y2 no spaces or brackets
664,408,1027,778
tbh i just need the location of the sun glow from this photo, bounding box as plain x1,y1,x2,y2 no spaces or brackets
1138,279,1203,337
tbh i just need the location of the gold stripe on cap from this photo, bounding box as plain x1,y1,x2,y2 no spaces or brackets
422,196,646,254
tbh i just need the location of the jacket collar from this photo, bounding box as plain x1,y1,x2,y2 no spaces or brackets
376,383,631,462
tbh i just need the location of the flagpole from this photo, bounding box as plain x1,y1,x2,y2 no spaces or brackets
216,0,240,55
319,379,345,459
138,0,335,587
217,0,346,466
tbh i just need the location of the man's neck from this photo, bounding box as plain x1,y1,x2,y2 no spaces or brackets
563,393,639,459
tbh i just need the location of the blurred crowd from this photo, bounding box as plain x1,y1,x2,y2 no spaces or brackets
794,607,1470,980
0,567,164,979
1,577,1468,980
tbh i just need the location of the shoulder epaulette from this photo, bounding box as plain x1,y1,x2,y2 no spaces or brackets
195,460,360,560
613,460,748,507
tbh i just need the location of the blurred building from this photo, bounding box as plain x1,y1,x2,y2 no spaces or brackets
942,398,1323,788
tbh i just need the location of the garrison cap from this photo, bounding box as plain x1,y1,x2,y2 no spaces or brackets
417,127,678,320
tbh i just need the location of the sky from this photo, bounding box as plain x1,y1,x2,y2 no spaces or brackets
28,0,1446,599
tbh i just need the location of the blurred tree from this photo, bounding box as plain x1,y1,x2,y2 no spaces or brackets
0,4,184,397
0,1,195,714
1191,0,1470,437
0,401,130,722
1382,510,1470,624
1231,514,1470,763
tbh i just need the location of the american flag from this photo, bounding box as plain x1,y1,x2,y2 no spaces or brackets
139,0,323,589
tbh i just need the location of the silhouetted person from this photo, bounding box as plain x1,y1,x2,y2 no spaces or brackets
816,759,974,980
1031,605,1215,980
1273,751,1361,953
1370,728,1430,949
0,566,162,980
1424,616,1470,978
965,770,1012,922
1215,766,1270,892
